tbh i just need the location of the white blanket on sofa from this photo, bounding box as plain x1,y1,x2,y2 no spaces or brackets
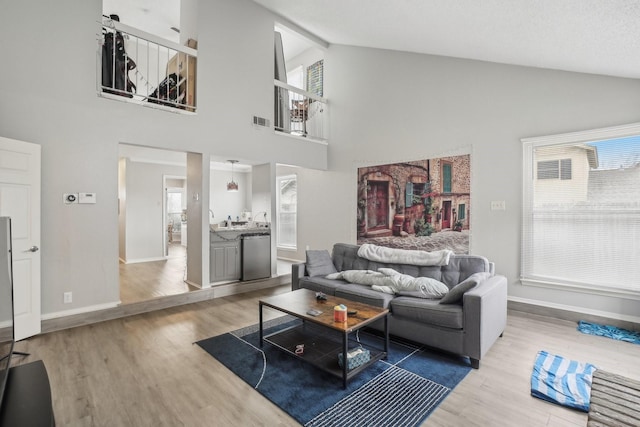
357,243,453,266
327,268,449,298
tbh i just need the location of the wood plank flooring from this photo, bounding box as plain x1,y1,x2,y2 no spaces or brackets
119,243,296,305
119,243,196,305
12,286,640,427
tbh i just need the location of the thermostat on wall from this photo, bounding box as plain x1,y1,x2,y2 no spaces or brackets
79,193,97,204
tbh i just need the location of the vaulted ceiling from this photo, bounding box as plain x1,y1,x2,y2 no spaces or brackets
253,0,640,79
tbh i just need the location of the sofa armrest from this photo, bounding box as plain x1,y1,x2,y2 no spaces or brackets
291,262,307,291
462,274,508,363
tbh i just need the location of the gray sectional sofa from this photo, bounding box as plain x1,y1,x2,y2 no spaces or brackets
291,243,507,368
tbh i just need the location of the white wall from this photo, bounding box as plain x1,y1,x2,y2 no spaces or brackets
252,163,276,276
121,160,186,262
1,0,639,322
0,0,327,316
286,47,324,91
209,169,251,223
295,45,640,320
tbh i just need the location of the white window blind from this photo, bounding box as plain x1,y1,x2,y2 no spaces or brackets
521,124,640,298
277,175,297,249
306,60,323,97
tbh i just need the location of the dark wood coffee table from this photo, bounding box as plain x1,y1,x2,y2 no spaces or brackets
259,289,389,388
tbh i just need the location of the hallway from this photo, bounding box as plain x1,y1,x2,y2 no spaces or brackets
119,243,296,305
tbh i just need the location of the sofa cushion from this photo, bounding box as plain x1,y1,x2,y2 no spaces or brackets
440,256,491,287
378,268,449,298
335,285,395,309
306,250,338,277
390,297,463,329
298,276,347,295
440,272,492,304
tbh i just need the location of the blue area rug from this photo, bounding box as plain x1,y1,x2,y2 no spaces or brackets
196,316,471,426
577,321,640,345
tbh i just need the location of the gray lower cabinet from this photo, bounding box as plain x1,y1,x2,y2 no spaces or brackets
210,240,240,281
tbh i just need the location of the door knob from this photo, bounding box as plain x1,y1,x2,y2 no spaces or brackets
28,245,39,252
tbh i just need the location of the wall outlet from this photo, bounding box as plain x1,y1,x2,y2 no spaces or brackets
490,200,506,211
63,292,72,303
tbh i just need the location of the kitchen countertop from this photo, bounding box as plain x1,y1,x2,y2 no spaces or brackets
209,226,270,242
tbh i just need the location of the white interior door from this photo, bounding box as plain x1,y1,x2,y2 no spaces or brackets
0,137,41,341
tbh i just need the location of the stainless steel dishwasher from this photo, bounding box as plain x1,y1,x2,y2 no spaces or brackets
241,233,271,281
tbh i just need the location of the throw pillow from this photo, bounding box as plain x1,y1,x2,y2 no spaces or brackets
379,268,449,298
306,250,338,277
439,272,491,304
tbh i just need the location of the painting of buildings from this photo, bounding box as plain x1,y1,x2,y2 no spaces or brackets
357,155,471,254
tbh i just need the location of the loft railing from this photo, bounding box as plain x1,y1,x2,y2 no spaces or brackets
274,80,327,141
99,17,197,112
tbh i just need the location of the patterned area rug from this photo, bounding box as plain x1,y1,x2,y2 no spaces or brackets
196,316,471,426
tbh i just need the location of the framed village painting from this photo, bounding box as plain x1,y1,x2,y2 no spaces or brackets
357,155,470,254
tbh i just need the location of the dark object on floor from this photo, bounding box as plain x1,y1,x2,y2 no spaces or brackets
577,320,640,345
588,369,640,426
0,360,55,426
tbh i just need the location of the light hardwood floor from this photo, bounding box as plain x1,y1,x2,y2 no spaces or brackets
119,243,296,305
119,243,196,305
13,286,640,427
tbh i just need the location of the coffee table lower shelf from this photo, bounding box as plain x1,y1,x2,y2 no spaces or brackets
262,321,387,388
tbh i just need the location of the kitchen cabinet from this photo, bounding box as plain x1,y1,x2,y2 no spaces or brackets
209,227,271,283
210,239,240,282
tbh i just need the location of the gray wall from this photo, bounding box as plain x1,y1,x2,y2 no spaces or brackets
122,160,186,262
209,169,252,224
0,0,327,316
295,45,640,320
0,0,638,321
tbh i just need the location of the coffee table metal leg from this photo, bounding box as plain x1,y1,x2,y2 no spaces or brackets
384,314,389,358
259,302,264,348
342,332,348,389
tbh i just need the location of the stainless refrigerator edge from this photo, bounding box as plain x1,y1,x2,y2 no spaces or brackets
241,233,271,281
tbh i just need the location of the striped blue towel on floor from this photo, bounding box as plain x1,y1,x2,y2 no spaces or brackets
578,320,640,345
530,350,596,412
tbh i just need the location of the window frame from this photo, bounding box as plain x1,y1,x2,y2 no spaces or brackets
457,204,466,221
521,122,640,300
276,174,297,250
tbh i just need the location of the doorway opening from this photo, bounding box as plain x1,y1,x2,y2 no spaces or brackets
164,176,186,258
118,144,194,304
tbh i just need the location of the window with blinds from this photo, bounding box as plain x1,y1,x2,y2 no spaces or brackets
521,126,640,297
277,175,297,249
306,60,323,97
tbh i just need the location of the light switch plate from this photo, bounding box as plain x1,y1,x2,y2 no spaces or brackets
79,193,97,204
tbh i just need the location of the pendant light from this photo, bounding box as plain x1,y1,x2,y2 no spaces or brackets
227,160,239,192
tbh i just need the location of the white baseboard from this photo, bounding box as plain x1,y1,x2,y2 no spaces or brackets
277,256,303,263
42,301,121,320
508,296,640,325
122,256,167,264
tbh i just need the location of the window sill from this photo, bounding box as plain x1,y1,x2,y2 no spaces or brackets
520,277,640,301
277,245,297,252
